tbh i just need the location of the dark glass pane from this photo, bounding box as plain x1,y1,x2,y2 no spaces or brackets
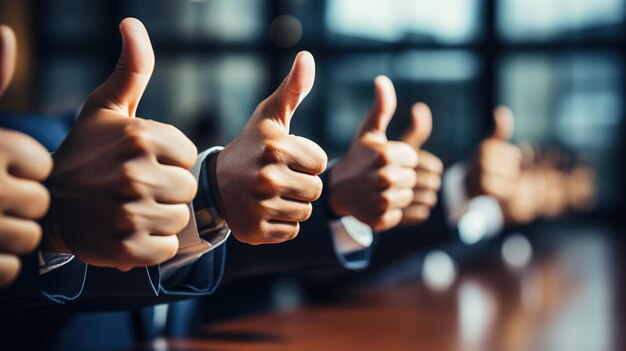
498,0,626,41
325,0,483,45
498,53,623,209
124,0,266,43
39,0,108,41
322,51,484,163
37,57,105,113
137,54,269,148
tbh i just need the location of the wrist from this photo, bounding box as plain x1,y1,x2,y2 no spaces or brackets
326,166,349,218
207,152,225,217
40,209,71,254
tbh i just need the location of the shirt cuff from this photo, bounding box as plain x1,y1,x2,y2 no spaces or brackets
329,215,374,255
160,147,230,279
442,162,504,244
38,252,75,275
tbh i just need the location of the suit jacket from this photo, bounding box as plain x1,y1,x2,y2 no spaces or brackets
0,113,373,350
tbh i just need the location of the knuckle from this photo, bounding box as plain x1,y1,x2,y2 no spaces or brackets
306,143,328,175
310,176,323,201
179,171,198,203
114,205,142,234
12,222,42,254
261,140,284,164
376,168,393,189
376,192,392,212
254,166,280,197
172,204,191,233
376,147,392,166
124,124,152,155
299,202,313,222
267,226,299,243
116,238,140,262
30,185,51,219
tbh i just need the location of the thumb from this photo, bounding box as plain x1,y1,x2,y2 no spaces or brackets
492,105,515,141
401,102,432,148
263,51,315,130
358,75,397,137
84,18,155,117
0,25,16,97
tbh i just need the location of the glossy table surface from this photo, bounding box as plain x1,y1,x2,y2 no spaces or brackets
144,224,625,351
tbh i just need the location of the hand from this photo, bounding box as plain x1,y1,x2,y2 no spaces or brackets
45,18,198,271
465,106,522,201
328,76,418,232
399,103,443,226
0,25,52,286
209,51,327,245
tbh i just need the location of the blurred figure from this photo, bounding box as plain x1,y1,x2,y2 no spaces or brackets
465,106,522,202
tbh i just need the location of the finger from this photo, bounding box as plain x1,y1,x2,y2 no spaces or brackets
371,208,403,232
492,105,515,141
414,170,442,192
358,75,397,137
376,165,417,190
264,198,313,223
261,51,315,130
278,171,323,202
380,187,414,210
145,120,198,169
0,217,41,254
401,102,433,149
384,141,419,168
401,204,431,225
0,129,53,181
120,234,179,269
142,203,191,236
416,150,444,174
151,164,198,205
279,135,328,175
413,190,438,208
263,220,300,243
83,18,155,117
479,160,520,180
2,177,50,219
0,25,17,96
482,174,514,199
0,254,20,287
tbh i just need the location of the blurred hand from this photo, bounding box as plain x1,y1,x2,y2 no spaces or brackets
45,18,198,271
399,103,443,226
0,25,52,286
498,142,541,225
566,164,596,212
465,106,521,201
209,51,327,245
328,76,418,232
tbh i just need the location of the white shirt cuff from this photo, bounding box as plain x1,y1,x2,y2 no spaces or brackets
329,216,374,255
443,162,504,244
39,252,75,275
156,147,230,279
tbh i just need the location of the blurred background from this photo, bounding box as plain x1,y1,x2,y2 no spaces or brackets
0,0,623,221
0,1,625,349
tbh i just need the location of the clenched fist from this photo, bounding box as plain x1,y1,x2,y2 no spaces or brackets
399,103,443,226
209,51,327,245
45,19,198,271
329,76,419,232
465,106,522,201
0,25,52,286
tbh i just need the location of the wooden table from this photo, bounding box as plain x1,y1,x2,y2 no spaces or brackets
145,226,625,351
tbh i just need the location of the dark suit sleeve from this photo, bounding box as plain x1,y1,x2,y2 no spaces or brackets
0,252,87,308
368,187,459,270
222,167,375,283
